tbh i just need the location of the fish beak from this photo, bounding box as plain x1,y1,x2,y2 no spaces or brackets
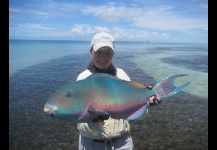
44,105,53,112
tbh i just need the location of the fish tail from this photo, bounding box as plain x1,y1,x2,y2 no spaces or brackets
153,74,191,99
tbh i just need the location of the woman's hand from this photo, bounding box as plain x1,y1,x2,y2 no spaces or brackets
92,114,110,122
147,84,162,106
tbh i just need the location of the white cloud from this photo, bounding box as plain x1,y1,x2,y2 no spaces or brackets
9,0,208,43
13,23,54,30
82,5,142,22
82,4,207,31
95,27,110,33
70,24,94,35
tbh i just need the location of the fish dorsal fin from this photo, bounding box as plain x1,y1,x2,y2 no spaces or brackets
126,81,147,89
88,73,120,80
88,73,147,89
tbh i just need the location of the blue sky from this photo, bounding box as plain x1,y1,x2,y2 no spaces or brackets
9,0,208,44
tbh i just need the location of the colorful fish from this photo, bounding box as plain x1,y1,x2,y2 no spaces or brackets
44,73,190,125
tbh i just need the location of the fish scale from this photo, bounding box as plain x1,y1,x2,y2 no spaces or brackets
44,73,190,129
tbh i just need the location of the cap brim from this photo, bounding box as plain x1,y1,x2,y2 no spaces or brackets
93,42,114,51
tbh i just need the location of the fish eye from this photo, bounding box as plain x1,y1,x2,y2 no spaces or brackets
65,91,71,97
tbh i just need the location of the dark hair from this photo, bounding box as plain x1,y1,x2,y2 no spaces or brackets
89,46,93,53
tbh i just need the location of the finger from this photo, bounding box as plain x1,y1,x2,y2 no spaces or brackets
156,96,161,101
149,96,154,103
149,96,155,106
104,115,109,120
147,84,153,90
155,96,162,103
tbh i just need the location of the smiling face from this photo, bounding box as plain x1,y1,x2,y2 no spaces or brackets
90,46,114,70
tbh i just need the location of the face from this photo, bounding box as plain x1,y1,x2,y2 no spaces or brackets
90,46,114,70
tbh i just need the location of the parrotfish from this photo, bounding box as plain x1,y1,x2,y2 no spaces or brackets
44,73,190,126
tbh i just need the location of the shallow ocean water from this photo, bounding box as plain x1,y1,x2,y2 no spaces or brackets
9,41,208,150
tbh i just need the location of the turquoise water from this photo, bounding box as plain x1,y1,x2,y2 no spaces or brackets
9,40,89,76
9,40,208,150
9,40,207,98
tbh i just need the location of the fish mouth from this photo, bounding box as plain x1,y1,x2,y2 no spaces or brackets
44,105,53,112
44,105,56,117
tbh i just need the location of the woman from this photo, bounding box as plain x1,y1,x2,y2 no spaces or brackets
76,32,160,150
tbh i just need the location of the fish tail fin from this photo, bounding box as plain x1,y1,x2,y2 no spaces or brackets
153,74,191,99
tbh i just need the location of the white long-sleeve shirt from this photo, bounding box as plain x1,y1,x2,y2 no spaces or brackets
76,68,131,139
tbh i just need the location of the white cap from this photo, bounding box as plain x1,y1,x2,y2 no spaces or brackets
90,32,115,51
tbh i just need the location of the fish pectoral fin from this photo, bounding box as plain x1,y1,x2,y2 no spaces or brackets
88,107,110,116
125,81,147,88
88,73,147,89
127,103,149,120
88,73,119,80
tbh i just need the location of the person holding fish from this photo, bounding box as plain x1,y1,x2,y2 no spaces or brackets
76,32,161,150
43,32,190,149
